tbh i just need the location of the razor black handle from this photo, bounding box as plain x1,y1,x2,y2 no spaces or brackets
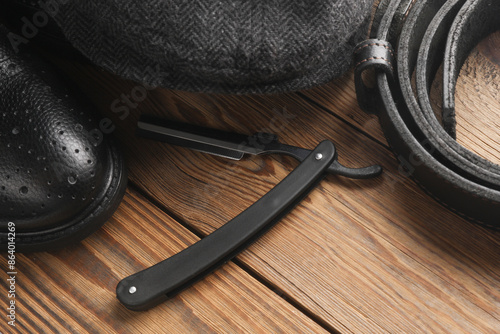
116,141,335,311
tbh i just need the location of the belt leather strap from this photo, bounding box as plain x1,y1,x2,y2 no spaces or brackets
354,0,500,229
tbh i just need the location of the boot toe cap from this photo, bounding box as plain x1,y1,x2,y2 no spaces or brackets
0,29,127,250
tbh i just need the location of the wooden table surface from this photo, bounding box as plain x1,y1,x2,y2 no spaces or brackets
1,29,499,334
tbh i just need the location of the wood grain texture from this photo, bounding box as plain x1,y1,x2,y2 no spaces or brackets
47,31,500,334
0,189,328,334
455,31,500,165
1,20,498,334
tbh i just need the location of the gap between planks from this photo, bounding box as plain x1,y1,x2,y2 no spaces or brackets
128,181,341,334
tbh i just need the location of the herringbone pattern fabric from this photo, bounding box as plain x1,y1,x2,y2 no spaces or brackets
53,0,372,94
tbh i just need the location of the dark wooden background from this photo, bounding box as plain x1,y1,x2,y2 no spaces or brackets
0,26,498,334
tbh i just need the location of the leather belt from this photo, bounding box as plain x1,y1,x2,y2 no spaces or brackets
354,0,500,229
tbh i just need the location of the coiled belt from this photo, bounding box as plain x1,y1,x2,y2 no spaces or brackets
354,0,500,229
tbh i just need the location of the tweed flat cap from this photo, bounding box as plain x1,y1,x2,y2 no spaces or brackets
49,0,372,94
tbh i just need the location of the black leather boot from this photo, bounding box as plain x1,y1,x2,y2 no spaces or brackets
0,25,127,252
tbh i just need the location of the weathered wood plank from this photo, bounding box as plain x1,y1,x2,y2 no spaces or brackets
454,40,500,165
0,190,328,333
55,55,500,333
